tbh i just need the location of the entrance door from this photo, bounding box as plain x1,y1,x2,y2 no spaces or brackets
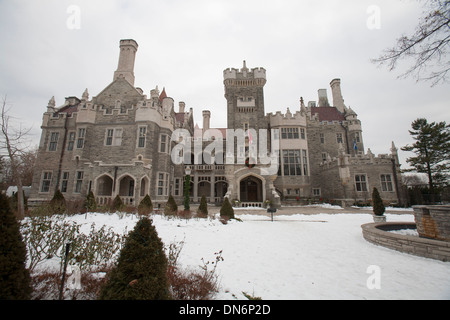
239,176,262,202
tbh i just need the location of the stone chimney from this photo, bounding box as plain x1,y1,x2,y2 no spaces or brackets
330,78,345,113
203,110,211,131
318,89,330,107
179,101,185,113
114,39,138,86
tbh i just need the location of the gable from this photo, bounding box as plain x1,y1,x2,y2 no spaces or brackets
93,78,144,107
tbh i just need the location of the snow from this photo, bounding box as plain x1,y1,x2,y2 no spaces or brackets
32,210,450,300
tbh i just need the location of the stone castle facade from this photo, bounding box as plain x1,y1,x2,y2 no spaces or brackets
29,39,405,208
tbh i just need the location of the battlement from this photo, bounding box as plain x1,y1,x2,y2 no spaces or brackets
267,108,307,127
223,61,266,80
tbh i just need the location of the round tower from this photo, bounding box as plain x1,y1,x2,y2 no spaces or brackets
113,39,139,86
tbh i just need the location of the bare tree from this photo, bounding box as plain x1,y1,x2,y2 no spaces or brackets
1,96,33,219
372,0,450,86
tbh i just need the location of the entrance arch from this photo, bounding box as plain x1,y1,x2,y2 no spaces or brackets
239,175,263,202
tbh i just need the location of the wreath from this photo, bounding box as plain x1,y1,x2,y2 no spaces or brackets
245,157,256,168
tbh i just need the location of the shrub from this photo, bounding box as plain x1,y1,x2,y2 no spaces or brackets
138,194,153,215
111,195,124,212
372,187,385,216
164,195,178,216
197,195,208,217
85,191,97,212
98,217,171,300
0,193,32,299
220,197,235,220
49,189,66,215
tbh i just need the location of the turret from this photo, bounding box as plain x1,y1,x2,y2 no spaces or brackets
330,78,346,113
203,110,211,132
113,39,138,86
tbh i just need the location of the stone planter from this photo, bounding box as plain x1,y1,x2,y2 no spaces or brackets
373,215,386,223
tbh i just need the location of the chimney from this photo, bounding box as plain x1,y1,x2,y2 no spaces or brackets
330,78,345,113
179,101,185,113
114,39,138,86
317,89,330,107
203,110,211,131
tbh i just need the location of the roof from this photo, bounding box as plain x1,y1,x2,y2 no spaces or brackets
310,107,345,122
159,87,167,102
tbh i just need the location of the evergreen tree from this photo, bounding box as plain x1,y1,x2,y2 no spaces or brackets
220,197,235,220
164,195,178,216
111,195,124,212
85,190,97,212
0,193,32,299
401,118,450,195
98,217,171,300
197,195,208,217
184,175,191,211
138,194,153,215
372,187,385,216
49,189,66,215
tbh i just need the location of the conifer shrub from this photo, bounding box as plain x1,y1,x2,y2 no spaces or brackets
372,187,385,216
98,217,171,300
164,195,178,216
85,191,97,212
197,195,208,218
138,194,153,215
49,189,66,215
111,195,124,212
0,193,32,299
220,197,235,221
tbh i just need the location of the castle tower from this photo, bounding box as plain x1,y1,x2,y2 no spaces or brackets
223,61,267,131
330,78,345,113
113,39,138,86
202,110,211,132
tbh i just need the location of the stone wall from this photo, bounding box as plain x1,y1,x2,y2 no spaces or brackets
413,205,450,241
361,222,450,262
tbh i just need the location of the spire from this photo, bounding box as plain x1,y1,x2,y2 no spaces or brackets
159,87,167,102
82,88,89,101
48,96,56,108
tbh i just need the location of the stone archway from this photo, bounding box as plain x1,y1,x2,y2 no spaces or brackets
239,175,263,202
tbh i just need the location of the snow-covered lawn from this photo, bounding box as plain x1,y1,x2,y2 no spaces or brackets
38,210,450,300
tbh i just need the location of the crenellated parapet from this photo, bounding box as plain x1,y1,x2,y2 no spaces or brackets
223,61,266,87
267,108,307,127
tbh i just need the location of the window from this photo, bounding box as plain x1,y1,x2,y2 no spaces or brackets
61,172,69,193
381,174,393,192
281,128,299,139
75,171,84,193
300,128,306,139
355,132,361,143
40,172,52,193
282,150,302,176
105,128,122,146
67,132,75,151
77,128,86,149
355,174,368,192
320,133,325,144
49,132,59,151
138,126,147,148
157,173,169,196
322,152,327,162
160,134,168,153
174,178,181,196
302,150,308,175
337,133,343,144
313,188,321,196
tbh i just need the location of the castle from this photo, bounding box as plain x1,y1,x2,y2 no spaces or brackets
29,39,405,208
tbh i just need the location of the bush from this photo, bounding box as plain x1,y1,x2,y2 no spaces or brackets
164,195,178,216
220,197,235,220
50,189,66,215
0,193,32,299
197,195,208,217
138,195,153,215
98,217,171,300
85,191,97,212
111,195,124,212
372,187,385,216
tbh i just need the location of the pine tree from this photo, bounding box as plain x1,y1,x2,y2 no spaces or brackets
49,189,66,215
0,193,32,299
98,217,171,300
372,187,385,216
220,197,235,220
111,195,124,212
164,195,178,216
85,190,97,212
138,194,153,215
197,195,208,217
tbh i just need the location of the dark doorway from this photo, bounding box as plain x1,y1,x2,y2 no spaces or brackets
240,176,263,202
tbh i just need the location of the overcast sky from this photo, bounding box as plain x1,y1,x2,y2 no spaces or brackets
0,0,449,169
